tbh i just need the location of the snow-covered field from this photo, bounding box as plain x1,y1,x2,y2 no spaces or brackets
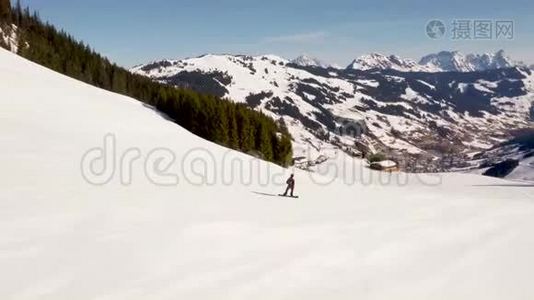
1,48,534,300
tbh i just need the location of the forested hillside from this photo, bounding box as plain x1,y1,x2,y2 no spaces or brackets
0,0,292,166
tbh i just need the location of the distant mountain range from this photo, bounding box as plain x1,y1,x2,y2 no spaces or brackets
132,50,534,171
346,53,436,72
307,50,515,73
286,50,519,73
418,50,514,72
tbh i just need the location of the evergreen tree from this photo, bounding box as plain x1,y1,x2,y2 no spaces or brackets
274,134,293,166
6,3,293,166
111,66,127,94
236,107,253,152
210,99,229,145
0,0,11,22
255,120,274,161
227,105,239,149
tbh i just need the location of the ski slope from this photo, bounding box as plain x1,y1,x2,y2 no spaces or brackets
1,48,534,300
508,155,534,182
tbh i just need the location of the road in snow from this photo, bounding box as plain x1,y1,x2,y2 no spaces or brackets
1,48,534,300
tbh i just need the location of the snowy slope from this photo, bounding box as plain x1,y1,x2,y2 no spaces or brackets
132,53,534,171
132,54,370,163
2,48,534,300
508,155,534,181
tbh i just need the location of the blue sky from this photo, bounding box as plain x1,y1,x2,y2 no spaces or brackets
20,0,534,67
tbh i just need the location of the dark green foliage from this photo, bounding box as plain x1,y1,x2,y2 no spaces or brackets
0,0,11,50
255,120,274,161
0,0,10,22
1,2,293,166
367,152,387,163
236,108,253,152
273,132,293,166
226,105,239,149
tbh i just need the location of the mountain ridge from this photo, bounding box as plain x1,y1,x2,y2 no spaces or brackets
136,50,519,74
132,52,534,171
346,50,516,72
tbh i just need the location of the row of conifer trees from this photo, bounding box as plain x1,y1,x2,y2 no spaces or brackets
0,0,293,165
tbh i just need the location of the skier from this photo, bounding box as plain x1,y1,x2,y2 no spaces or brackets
282,174,295,197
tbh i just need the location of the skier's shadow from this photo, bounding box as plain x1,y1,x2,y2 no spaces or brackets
252,191,279,197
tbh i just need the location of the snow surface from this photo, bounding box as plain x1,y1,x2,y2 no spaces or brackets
2,48,534,300
375,160,398,168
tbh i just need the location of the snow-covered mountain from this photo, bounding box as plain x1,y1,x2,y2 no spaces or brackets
3,46,534,300
419,50,514,72
347,53,438,72
291,54,331,68
419,51,475,72
132,52,534,171
347,50,515,72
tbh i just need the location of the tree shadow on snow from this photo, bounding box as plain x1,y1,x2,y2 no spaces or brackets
142,103,175,122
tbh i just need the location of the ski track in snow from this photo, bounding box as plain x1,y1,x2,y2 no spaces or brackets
1,48,534,300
